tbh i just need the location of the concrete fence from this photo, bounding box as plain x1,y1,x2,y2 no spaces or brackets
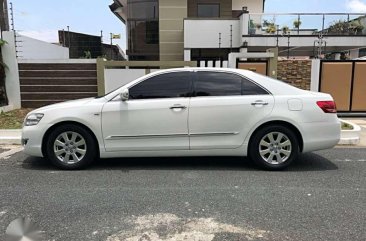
97,58,197,95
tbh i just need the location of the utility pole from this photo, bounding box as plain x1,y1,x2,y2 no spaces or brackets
276,25,279,47
0,0,10,35
287,33,290,59
100,30,103,58
67,25,71,48
110,33,113,60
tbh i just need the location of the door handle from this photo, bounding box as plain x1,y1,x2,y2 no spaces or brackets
169,105,187,110
251,101,269,106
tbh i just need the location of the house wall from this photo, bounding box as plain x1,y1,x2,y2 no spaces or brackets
184,19,240,48
17,34,69,59
232,0,264,13
2,31,21,110
104,69,146,93
187,0,232,18
277,59,312,90
159,0,187,61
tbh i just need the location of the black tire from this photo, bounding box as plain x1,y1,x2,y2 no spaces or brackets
45,124,97,170
249,125,299,171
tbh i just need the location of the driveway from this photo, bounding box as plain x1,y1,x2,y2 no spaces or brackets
0,148,365,241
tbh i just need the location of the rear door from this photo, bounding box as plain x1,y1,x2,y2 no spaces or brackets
188,70,274,149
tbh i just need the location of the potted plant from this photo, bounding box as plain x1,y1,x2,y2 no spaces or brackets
350,21,364,35
255,23,262,34
282,26,290,34
263,19,277,34
293,19,302,33
266,24,277,34
249,19,256,35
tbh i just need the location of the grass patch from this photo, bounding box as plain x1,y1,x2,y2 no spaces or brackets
0,108,33,129
341,121,354,130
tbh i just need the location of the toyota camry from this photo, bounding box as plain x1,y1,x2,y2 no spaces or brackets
22,68,341,170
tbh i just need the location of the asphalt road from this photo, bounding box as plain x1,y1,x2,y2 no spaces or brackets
0,148,365,241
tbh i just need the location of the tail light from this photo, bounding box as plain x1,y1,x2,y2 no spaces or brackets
316,101,337,113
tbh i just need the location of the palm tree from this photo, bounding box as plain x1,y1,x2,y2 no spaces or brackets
0,40,7,107
0,0,9,107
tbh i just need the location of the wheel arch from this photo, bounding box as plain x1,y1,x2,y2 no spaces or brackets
248,120,304,153
41,121,100,158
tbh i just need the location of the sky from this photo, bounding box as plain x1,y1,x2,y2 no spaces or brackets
9,0,366,51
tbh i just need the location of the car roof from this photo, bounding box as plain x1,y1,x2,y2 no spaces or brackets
154,67,306,96
104,67,306,100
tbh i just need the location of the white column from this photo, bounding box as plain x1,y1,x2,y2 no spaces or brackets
350,49,359,59
310,59,321,92
184,49,191,61
240,13,250,35
2,31,21,109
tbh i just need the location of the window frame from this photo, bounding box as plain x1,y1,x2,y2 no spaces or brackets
197,3,220,18
127,71,194,101
191,71,271,97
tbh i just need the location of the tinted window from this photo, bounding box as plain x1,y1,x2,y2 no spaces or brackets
146,21,159,44
242,78,269,95
129,72,192,99
194,72,242,96
197,4,220,18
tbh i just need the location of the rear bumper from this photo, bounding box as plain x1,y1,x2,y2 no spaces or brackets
301,119,341,153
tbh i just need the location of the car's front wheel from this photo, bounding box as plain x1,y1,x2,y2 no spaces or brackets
249,125,299,170
45,124,97,170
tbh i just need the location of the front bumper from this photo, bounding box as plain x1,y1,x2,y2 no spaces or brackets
21,123,51,157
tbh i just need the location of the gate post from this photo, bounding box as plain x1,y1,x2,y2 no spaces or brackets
97,57,106,96
267,48,278,78
310,59,321,92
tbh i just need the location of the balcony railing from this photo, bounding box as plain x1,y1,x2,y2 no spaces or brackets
248,13,366,36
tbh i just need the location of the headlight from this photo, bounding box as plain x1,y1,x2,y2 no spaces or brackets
24,113,44,126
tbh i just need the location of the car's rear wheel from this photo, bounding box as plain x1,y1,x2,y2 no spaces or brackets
45,124,97,170
249,125,299,170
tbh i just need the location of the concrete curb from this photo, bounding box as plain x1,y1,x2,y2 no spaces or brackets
339,119,361,145
0,129,22,145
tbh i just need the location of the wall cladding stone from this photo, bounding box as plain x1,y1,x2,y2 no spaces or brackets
277,60,311,90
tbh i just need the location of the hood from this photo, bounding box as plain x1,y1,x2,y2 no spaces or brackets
31,97,97,113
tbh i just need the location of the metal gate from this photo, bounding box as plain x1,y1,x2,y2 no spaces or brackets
319,60,366,112
19,62,97,108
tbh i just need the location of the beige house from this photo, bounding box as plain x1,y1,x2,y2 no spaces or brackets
110,0,265,61
110,0,366,64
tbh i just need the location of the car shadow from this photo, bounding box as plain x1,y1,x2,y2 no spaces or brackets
21,152,338,172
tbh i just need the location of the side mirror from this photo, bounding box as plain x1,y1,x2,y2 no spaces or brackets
120,88,129,101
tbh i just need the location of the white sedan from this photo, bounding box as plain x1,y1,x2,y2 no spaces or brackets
22,68,340,170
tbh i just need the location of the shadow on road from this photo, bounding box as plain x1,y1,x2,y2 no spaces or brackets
21,152,338,172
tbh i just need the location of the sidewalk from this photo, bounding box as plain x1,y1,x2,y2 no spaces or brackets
0,129,22,145
343,119,366,147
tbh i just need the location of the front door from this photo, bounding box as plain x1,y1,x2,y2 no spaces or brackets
189,70,274,149
102,71,193,152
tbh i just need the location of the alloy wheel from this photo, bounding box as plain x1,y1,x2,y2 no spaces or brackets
258,132,292,164
53,131,87,164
